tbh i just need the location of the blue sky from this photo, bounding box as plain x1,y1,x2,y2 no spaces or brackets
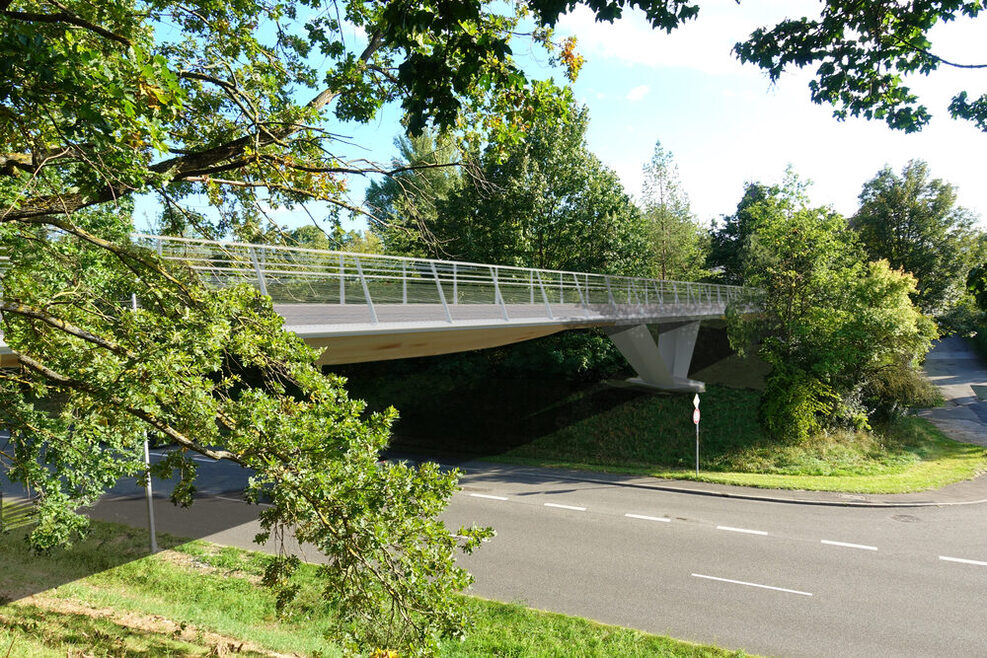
550,1,987,226
136,1,986,235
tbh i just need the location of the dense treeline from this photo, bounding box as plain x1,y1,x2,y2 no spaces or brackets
357,112,983,443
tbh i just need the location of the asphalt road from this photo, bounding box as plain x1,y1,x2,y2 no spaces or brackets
448,463,987,658
61,454,987,658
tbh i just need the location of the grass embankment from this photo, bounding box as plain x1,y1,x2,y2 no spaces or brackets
343,364,984,494
495,387,985,494
0,518,745,657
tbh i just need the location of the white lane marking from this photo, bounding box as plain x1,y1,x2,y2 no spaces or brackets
469,493,508,501
544,503,586,511
692,573,813,597
716,525,768,536
939,555,987,566
215,495,271,507
821,539,877,551
625,513,671,523
149,451,217,463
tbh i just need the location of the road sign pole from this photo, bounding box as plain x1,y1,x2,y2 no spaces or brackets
133,293,159,554
692,394,701,477
695,421,699,477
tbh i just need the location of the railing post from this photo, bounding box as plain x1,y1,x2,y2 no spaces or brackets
534,270,554,319
353,256,378,325
604,276,616,312
673,281,679,304
529,271,534,304
339,254,345,305
453,263,458,304
247,246,268,296
430,261,453,323
571,274,585,307
491,266,509,321
559,272,564,304
573,274,591,319
402,261,408,304
155,237,163,257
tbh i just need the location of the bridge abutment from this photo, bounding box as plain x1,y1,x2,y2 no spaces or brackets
605,322,705,392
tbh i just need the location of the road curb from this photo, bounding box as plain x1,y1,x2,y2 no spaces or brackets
465,461,987,508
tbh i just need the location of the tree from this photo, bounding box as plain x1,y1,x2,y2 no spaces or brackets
640,141,707,281
734,1,987,132
364,131,462,257
285,223,383,253
434,103,650,274
729,177,935,441
852,160,979,315
708,170,813,285
1,1,710,653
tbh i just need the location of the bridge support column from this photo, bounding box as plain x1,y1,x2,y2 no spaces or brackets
604,322,705,392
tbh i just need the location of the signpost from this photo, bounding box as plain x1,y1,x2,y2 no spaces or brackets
133,293,159,554
692,394,700,476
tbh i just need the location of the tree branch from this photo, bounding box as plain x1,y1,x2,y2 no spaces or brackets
0,301,129,356
2,7,132,47
1,27,386,222
15,351,243,463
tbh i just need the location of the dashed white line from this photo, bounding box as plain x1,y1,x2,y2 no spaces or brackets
939,555,987,566
821,539,878,551
543,503,586,511
692,573,813,596
716,525,768,536
625,513,671,523
469,493,508,501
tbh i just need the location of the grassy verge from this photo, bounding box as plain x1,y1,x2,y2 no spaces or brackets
341,351,985,494
494,389,987,493
0,518,747,657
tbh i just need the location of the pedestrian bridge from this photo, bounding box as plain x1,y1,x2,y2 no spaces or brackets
136,235,749,392
1,235,752,392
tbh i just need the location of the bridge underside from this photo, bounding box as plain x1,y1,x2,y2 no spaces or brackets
281,303,713,392
0,303,720,393
306,324,569,365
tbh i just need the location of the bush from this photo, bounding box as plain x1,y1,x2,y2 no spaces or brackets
864,360,943,420
759,367,837,442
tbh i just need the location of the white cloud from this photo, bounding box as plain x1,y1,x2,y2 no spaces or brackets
626,85,649,101
555,3,807,76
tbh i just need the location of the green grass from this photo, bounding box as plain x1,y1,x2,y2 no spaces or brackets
493,387,987,494
0,518,747,657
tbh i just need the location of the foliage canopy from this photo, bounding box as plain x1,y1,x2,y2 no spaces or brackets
852,160,980,316
729,176,936,441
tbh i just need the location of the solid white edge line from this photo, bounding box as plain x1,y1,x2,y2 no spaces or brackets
544,502,586,511
214,495,272,507
469,493,508,501
821,539,878,551
625,513,671,523
691,573,813,596
716,525,768,536
939,555,987,566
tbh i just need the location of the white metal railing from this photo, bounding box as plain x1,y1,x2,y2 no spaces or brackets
131,234,748,325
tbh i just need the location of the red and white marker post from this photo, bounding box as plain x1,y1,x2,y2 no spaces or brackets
692,393,701,476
